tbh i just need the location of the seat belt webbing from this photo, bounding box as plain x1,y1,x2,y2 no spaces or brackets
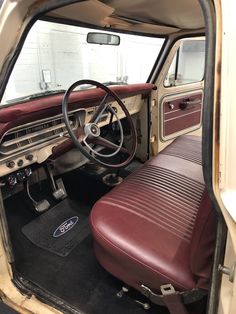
141,283,207,313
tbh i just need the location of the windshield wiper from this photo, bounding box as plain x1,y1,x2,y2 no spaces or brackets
102,81,128,86
78,81,127,90
6,89,67,104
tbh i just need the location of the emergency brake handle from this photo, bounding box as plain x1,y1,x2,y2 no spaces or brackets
179,98,201,110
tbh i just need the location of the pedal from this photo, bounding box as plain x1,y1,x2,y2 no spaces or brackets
52,178,67,200
45,165,67,200
34,199,50,213
24,180,50,213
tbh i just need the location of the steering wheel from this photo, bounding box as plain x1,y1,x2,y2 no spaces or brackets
62,79,137,168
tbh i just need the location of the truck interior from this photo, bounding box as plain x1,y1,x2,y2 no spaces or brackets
0,1,222,314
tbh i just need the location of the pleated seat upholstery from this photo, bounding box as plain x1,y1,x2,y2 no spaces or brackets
89,135,217,294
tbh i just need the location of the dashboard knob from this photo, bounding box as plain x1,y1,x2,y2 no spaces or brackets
6,160,15,168
25,154,34,161
17,159,24,167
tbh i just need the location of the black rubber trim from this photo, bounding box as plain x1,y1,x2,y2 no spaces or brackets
198,1,227,314
12,272,82,314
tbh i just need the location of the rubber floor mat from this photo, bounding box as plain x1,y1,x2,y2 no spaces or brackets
22,199,90,257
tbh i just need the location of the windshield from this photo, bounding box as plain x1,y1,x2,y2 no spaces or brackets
2,20,164,105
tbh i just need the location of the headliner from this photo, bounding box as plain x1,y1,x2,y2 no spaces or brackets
47,0,205,36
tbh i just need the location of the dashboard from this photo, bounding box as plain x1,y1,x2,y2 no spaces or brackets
0,83,154,182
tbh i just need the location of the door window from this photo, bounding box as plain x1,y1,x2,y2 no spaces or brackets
164,39,205,87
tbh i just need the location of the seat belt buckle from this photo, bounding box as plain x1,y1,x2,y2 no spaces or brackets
160,284,176,296
160,284,188,314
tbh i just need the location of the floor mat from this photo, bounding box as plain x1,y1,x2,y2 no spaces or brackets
22,198,90,257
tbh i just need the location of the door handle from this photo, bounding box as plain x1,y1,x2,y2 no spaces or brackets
179,99,201,110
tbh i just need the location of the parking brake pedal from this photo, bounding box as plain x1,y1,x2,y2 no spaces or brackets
46,164,67,200
25,180,50,213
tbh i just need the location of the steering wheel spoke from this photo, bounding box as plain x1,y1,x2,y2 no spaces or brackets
91,136,130,155
90,94,109,124
72,126,86,144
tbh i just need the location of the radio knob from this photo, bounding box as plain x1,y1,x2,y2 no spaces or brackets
17,159,24,167
25,154,34,161
6,160,15,168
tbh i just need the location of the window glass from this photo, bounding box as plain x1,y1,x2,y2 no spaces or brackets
2,20,164,105
164,39,205,87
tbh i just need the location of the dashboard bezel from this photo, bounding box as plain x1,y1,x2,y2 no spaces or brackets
0,83,154,177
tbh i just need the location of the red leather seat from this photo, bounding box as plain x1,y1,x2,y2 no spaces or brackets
90,135,217,295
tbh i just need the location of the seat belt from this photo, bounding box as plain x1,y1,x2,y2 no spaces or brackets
160,284,188,314
141,284,207,314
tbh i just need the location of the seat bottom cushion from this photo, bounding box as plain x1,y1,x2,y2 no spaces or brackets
90,136,215,293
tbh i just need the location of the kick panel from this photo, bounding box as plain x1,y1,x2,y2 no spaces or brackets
161,92,203,140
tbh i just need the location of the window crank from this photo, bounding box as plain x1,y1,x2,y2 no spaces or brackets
218,263,236,283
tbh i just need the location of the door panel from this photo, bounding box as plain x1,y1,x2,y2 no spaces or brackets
150,37,205,156
161,91,203,140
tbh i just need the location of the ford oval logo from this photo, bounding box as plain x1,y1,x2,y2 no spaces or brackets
53,216,79,238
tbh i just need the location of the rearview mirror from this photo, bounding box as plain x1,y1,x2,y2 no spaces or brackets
87,32,120,46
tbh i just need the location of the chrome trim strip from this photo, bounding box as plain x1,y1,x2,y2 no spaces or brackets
0,108,86,156
164,109,202,122
2,121,72,147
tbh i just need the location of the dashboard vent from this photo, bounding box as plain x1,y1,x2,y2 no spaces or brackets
0,115,77,156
